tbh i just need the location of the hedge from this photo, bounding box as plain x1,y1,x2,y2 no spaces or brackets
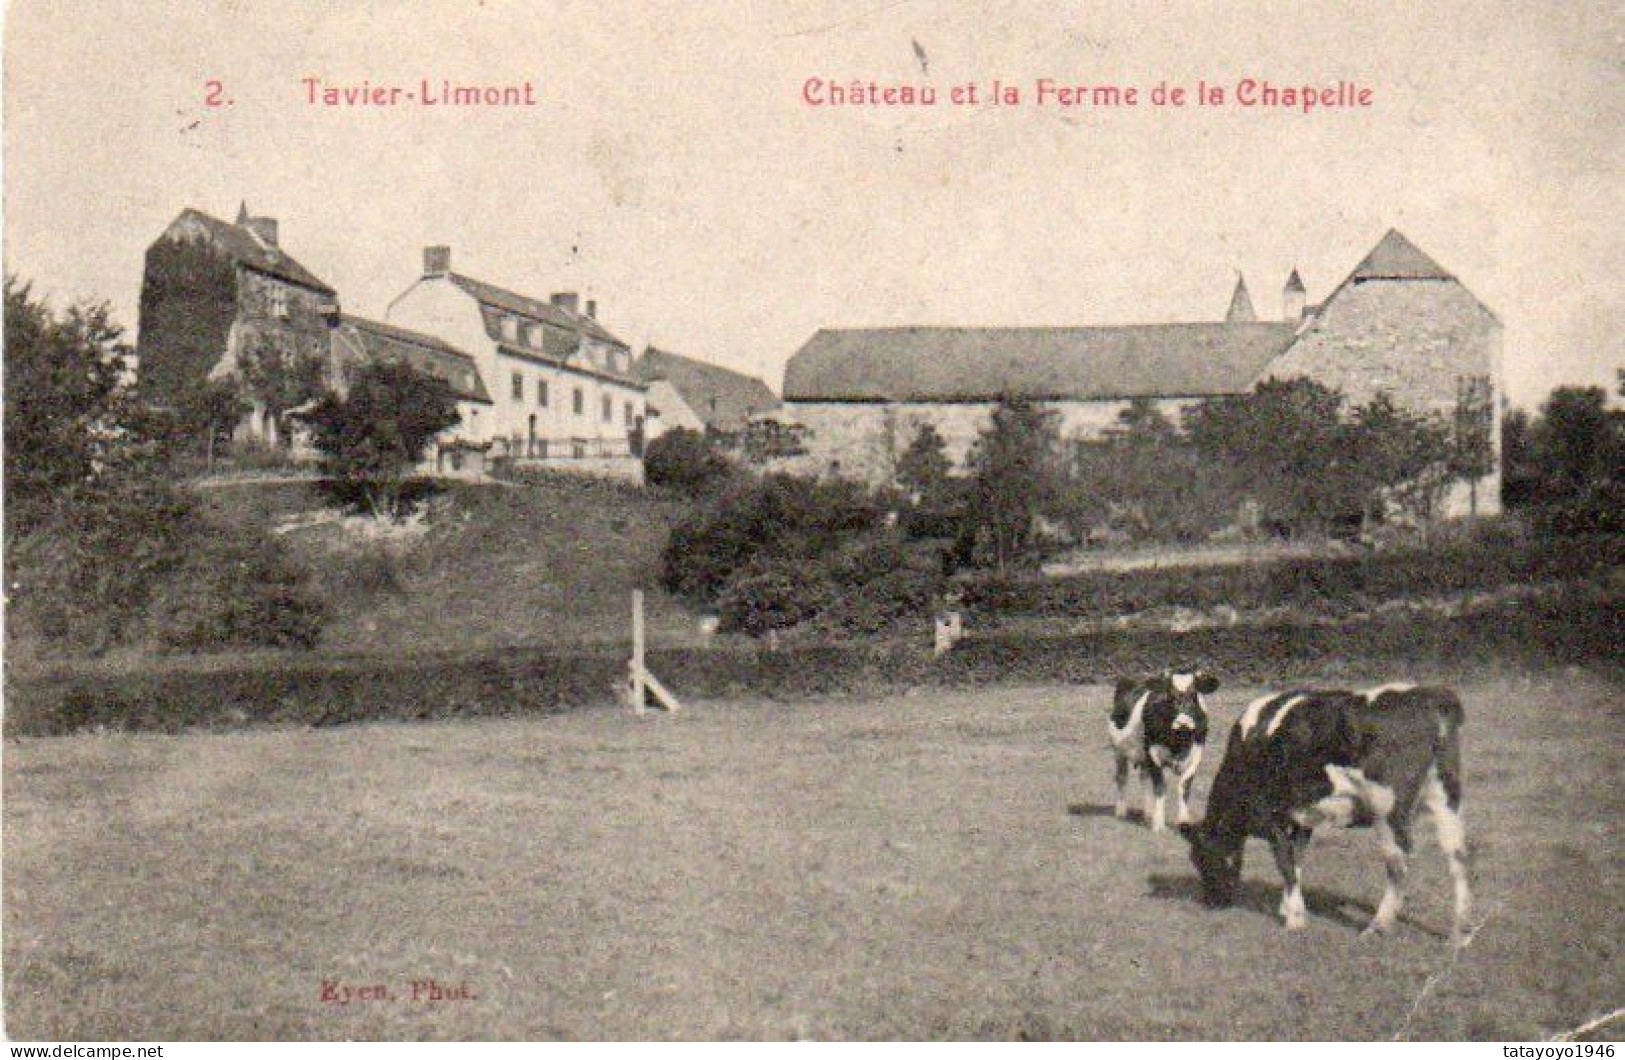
960,533,1625,624
6,590,1618,737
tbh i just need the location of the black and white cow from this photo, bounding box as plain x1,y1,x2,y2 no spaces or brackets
1179,683,1473,942
1108,670,1218,833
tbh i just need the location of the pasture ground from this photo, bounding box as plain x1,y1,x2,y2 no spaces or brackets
4,669,1620,1040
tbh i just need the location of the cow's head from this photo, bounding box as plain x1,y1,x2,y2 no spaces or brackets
1179,820,1242,907
1149,669,1218,753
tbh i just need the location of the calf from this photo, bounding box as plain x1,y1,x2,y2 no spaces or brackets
1108,670,1217,832
1179,684,1473,942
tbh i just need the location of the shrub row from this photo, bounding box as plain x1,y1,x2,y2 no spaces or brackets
960,532,1625,623
8,590,1617,737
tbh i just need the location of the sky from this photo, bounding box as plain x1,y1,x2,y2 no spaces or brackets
4,0,1621,408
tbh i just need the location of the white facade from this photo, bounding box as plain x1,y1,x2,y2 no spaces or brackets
387,268,647,466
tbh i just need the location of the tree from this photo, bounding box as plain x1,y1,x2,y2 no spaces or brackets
4,278,323,654
964,394,1063,570
163,376,250,470
644,427,734,493
1185,378,1351,533
1344,393,1454,527
235,331,327,446
304,360,461,520
3,277,134,516
1450,375,1496,515
895,422,951,496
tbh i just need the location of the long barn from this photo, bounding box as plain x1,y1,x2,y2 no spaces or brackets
780,229,1502,517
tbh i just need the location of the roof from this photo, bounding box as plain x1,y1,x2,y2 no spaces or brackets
1284,268,1306,292
333,314,491,403
163,208,336,295
635,347,780,430
1348,229,1455,281
783,324,1298,403
446,273,627,348
1225,275,1257,322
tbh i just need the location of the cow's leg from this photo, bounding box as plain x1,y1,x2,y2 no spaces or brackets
1269,824,1311,930
1113,751,1130,819
1143,763,1167,833
1174,744,1203,826
1421,768,1474,945
1365,815,1412,936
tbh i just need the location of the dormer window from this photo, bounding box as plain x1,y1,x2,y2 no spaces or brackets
501,316,519,342
527,324,544,349
268,286,289,319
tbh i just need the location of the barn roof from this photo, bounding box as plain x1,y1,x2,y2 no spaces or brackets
164,208,337,295
635,347,780,431
333,314,491,404
782,323,1297,403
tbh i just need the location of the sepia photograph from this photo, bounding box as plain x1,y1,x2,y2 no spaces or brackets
2,0,1620,1046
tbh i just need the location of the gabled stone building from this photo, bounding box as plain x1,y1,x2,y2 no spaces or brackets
780,229,1502,516
138,204,339,445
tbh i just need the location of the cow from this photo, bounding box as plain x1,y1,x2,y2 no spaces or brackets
1108,669,1218,833
1178,683,1473,943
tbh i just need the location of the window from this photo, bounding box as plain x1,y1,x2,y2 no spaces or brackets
537,380,548,407
602,394,613,423
501,316,518,342
624,401,634,426
527,324,544,349
268,286,289,319
511,373,523,402
572,387,584,416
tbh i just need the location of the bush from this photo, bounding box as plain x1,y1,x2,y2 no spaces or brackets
644,428,734,493
660,473,886,605
151,533,325,652
716,563,837,635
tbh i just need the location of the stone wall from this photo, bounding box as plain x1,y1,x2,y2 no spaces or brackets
781,397,1197,482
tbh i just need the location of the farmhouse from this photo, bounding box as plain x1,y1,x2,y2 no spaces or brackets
386,247,648,481
780,229,1502,516
634,346,780,440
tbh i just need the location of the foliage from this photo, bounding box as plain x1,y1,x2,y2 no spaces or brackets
896,422,952,495
643,427,735,492
160,375,250,470
150,531,326,651
963,394,1065,570
234,331,327,442
1061,401,1233,542
1503,385,1624,534
304,359,462,520
3,278,325,656
660,473,885,605
3,277,135,518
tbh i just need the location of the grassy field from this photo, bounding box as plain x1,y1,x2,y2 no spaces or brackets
4,669,1620,1040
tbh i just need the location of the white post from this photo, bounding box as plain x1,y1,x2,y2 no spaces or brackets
630,589,648,714
934,610,963,658
628,589,682,713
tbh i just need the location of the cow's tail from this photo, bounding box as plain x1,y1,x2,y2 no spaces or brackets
1432,688,1466,809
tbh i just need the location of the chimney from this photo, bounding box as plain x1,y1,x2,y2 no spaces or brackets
244,215,279,247
585,299,597,319
1283,268,1306,322
550,291,580,315
423,245,451,277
